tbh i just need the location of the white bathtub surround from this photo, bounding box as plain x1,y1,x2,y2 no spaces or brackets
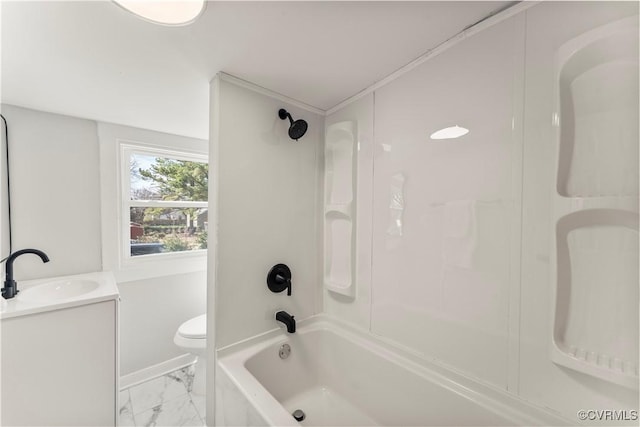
368,11,526,393
319,2,639,424
322,94,375,330
210,74,324,426
217,315,570,427
442,200,477,269
206,2,638,425
386,173,405,237
520,2,639,416
119,365,205,426
548,14,639,390
211,75,323,350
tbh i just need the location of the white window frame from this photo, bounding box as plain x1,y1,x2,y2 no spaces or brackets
121,144,208,265
98,122,209,283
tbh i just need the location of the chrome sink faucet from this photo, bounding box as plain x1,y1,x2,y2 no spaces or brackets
2,248,50,299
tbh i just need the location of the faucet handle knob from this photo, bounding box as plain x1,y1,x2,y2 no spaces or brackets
267,264,292,296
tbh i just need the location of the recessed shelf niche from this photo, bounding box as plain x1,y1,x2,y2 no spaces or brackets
556,22,639,198
324,121,357,297
551,16,639,390
552,210,639,389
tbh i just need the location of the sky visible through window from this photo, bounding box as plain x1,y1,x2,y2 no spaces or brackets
130,153,158,194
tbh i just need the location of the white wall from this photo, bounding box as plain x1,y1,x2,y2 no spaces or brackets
0,104,102,280
325,1,638,421
212,76,322,349
118,270,206,374
0,105,208,376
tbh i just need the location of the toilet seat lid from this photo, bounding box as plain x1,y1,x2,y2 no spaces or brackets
178,314,206,339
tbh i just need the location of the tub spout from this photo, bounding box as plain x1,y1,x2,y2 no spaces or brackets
275,310,296,333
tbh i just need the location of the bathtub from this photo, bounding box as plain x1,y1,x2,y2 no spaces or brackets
216,316,569,426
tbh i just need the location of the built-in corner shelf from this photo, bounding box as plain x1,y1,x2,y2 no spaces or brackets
550,16,639,390
552,209,638,389
324,121,357,297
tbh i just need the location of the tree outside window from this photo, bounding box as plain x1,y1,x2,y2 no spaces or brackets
127,150,208,257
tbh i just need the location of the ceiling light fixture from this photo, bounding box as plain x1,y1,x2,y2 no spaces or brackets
113,0,206,26
429,125,470,140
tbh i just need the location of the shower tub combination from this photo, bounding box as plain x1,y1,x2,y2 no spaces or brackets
216,316,569,426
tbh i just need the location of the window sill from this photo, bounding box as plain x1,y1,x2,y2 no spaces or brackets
114,251,207,283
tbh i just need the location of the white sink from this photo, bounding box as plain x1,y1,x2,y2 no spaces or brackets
18,279,100,303
0,272,119,320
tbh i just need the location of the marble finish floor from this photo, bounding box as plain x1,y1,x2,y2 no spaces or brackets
119,365,206,426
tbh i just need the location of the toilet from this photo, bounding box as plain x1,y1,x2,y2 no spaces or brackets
174,314,207,395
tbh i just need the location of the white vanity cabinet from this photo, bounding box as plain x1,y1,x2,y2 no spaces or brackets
0,272,119,426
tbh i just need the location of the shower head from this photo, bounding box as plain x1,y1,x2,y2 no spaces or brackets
278,109,308,141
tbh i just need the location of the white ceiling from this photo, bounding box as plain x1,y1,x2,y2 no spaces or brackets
1,1,513,139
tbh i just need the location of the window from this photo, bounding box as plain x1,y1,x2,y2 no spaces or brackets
122,145,208,260
99,123,209,282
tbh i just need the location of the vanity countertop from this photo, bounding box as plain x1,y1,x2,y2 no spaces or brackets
0,271,119,320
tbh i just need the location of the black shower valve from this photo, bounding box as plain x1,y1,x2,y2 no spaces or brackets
267,263,292,296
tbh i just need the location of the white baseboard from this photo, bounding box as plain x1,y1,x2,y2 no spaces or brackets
120,353,197,391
